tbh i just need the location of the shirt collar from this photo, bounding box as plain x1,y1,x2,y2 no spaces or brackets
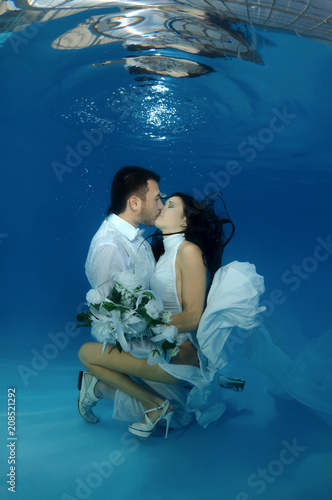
107,214,143,241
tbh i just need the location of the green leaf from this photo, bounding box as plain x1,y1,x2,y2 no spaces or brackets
161,340,177,359
111,287,122,303
77,312,90,322
102,302,116,312
139,296,150,307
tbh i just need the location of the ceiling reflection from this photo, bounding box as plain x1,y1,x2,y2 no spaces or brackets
92,56,214,79
51,9,262,61
0,0,331,78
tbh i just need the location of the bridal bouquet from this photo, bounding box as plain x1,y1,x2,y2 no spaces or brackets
77,269,179,362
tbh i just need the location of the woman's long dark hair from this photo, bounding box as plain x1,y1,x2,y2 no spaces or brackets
151,192,235,284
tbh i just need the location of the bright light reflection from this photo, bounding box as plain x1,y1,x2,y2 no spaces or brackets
146,103,177,127
138,82,180,137
151,84,170,94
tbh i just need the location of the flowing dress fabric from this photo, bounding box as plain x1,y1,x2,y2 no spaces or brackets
113,234,267,428
247,325,332,415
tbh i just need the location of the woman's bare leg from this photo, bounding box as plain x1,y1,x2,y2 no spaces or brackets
79,342,178,412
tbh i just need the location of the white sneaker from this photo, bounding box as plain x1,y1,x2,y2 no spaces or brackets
78,371,100,423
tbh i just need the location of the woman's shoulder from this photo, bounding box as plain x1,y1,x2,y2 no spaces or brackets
178,240,203,261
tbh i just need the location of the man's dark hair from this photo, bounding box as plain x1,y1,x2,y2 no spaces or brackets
106,166,160,216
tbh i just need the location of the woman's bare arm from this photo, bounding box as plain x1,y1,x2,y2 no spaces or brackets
168,241,207,333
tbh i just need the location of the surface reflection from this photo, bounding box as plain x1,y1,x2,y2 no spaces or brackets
92,55,214,78
0,0,331,78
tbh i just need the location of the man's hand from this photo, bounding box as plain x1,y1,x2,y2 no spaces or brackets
171,340,199,367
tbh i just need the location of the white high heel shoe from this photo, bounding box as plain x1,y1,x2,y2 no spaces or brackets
128,400,174,439
219,374,246,392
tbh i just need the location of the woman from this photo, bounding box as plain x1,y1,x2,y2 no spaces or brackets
78,193,264,438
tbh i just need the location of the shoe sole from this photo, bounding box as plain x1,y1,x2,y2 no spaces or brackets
77,371,99,424
77,398,98,424
128,426,152,438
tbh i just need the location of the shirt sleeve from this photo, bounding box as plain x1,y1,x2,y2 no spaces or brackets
85,242,130,297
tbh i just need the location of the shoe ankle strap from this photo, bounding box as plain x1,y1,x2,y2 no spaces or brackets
145,400,169,414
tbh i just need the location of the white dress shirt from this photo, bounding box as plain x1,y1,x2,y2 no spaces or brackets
85,214,155,296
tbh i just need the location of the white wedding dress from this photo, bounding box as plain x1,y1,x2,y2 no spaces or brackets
112,233,267,428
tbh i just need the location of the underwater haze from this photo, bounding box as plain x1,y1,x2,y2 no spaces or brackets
0,1,332,500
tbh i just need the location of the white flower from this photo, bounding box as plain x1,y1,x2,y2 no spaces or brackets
145,299,161,319
150,324,178,342
112,269,143,291
91,320,116,343
121,310,148,335
161,312,172,324
169,346,180,357
121,292,136,309
86,288,104,304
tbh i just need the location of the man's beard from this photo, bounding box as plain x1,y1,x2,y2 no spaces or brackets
139,208,158,227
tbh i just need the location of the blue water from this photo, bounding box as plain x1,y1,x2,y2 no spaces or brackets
1,4,332,500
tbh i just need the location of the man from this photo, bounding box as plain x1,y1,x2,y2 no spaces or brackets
85,166,163,297
78,166,163,423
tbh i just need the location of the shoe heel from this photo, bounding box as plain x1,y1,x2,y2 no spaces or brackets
228,379,245,392
78,371,84,390
236,380,245,392
224,380,245,392
219,375,246,392
164,411,174,440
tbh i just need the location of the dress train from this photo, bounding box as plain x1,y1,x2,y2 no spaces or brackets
247,325,332,415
